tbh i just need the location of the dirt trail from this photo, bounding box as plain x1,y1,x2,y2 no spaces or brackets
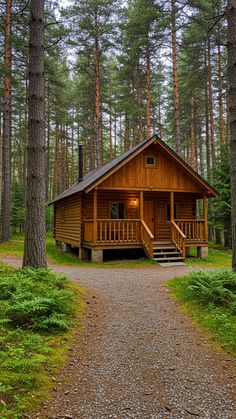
1,257,235,418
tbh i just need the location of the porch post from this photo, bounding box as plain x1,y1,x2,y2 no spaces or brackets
139,190,143,220
203,192,208,242
93,189,97,244
170,191,174,240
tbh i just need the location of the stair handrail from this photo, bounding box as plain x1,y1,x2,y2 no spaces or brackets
171,220,186,258
140,220,154,259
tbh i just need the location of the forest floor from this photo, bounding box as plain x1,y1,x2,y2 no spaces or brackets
1,256,235,419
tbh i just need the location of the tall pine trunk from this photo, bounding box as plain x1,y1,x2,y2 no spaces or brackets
227,0,236,270
217,42,225,146
95,32,101,167
23,0,47,268
207,36,216,165
146,42,151,138
1,0,12,242
171,0,181,155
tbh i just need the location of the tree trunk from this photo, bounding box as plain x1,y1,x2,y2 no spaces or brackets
217,41,225,146
1,0,12,242
215,228,222,245
171,0,181,155
227,0,236,270
190,93,196,169
137,62,143,143
205,41,211,179
197,107,204,176
207,36,216,165
95,32,101,167
23,0,47,268
146,42,151,138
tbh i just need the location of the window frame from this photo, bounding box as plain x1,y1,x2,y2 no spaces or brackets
145,155,156,167
109,201,125,219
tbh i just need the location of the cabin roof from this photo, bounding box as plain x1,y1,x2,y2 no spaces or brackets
49,133,217,205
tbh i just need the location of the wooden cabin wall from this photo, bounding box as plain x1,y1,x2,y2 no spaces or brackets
54,193,81,247
84,190,140,220
99,144,201,192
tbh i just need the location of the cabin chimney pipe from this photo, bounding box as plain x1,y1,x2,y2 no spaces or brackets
78,144,83,182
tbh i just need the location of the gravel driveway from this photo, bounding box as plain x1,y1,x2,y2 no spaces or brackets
1,258,235,418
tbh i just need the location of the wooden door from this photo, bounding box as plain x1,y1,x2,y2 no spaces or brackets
143,200,155,235
155,200,171,239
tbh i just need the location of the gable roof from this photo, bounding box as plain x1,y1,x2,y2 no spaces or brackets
49,133,217,205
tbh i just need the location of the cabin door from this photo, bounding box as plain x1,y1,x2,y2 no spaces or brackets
143,200,155,236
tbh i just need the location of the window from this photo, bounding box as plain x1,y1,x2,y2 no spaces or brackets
145,156,155,166
110,202,125,219
167,203,178,222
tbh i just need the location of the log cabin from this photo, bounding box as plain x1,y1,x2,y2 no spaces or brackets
49,134,217,263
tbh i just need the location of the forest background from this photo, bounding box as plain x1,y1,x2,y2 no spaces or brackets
0,0,232,249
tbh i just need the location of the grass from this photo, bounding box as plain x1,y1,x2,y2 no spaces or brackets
0,264,86,419
0,233,156,268
187,243,232,268
0,233,232,268
168,270,236,357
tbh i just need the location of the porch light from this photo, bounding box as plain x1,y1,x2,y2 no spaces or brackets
132,198,137,207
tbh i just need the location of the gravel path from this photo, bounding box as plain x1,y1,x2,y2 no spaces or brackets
1,257,235,418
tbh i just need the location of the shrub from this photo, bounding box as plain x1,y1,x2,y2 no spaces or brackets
188,270,236,310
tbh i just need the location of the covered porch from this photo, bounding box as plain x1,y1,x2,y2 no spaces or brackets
82,189,208,262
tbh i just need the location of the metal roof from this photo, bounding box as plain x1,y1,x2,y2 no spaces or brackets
48,133,217,205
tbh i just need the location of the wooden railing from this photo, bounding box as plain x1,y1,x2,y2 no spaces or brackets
83,220,93,242
140,220,154,259
175,219,206,242
171,220,186,258
97,219,140,243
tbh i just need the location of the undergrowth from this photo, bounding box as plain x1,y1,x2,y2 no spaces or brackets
168,270,236,357
0,265,85,418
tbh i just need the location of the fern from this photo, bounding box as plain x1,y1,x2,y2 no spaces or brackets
188,270,236,311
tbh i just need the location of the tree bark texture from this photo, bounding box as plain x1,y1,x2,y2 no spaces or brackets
217,42,225,145
1,0,12,242
207,36,216,165
171,0,181,155
23,0,47,268
95,32,101,167
227,0,236,270
146,42,151,138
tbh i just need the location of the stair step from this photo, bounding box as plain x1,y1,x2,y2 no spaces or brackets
153,252,181,257
153,247,177,253
154,257,185,262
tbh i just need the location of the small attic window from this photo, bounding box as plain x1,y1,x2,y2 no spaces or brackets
145,156,155,166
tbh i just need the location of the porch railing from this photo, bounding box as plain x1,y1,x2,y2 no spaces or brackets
97,219,140,243
171,220,186,258
175,219,206,242
140,220,154,259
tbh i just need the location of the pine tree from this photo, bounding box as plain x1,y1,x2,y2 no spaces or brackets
23,0,47,268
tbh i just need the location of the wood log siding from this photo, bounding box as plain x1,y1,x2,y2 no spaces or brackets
55,194,81,246
99,144,201,192
84,190,140,220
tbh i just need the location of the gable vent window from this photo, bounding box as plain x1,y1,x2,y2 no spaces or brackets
145,156,155,166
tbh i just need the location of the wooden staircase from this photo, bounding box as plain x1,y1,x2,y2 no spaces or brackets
153,240,185,263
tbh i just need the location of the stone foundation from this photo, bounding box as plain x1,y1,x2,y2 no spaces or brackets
197,246,208,259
